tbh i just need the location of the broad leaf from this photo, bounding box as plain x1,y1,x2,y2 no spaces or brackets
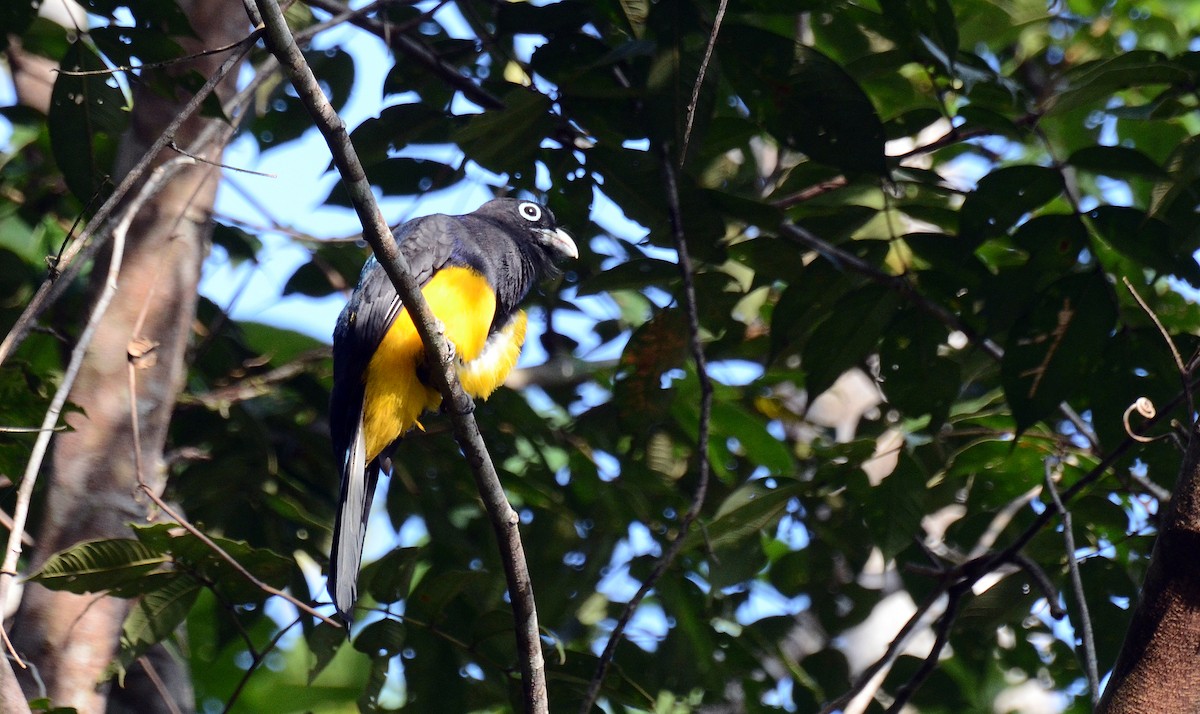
28,539,168,594
1000,271,1118,432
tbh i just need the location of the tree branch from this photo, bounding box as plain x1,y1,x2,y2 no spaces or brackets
1044,459,1100,703
579,147,715,712
303,0,504,110
252,1,547,711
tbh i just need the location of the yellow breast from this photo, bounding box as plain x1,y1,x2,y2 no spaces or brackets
360,267,526,461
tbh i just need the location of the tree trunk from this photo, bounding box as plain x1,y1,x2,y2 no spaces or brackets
1098,424,1200,712
9,3,247,712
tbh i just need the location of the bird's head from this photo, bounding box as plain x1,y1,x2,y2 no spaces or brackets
476,197,578,263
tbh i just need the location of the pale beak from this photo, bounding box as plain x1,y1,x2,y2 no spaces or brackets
536,227,578,260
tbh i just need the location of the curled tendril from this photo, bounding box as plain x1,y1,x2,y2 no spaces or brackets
1124,397,1165,443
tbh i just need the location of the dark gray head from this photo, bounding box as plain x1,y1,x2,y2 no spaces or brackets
471,197,578,264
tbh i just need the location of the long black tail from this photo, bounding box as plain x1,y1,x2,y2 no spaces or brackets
328,423,378,623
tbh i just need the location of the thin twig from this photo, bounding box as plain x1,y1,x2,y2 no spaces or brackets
253,1,548,710
56,35,254,77
819,585,950,714
1123,276,1193,419
1010,552,1066,619
885,584,966,713
219,615,303,714
891,125,1006,161
578,147,714,713
168,140,278,177
0,628,23,670
680,0,728,164
136,654,184,714
771,176,849,209
1044,459,1100,703
303,0,504,110
180,350,329,410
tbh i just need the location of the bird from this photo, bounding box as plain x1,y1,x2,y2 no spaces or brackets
327,197,577,622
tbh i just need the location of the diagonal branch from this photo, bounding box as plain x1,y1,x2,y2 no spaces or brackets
1044,459,1100,703
252,1,547,711
578,146,715,712
303,0,504,110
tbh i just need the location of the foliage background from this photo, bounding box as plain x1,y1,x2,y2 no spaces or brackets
4,0,1200,711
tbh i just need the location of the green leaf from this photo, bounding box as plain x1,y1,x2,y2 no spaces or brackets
89,27,182,68
453,90,553,174
959,166,1063,242
1088,206,1200,283
614,309,689,427
348,103,458,165
132,523,294,603
785,45,887,175
255,48,355,149
117,574,202,673
803,284,900,397
406,570,489,623
685,480,798,551
770,259,859,362
362,546,421,605
1001,271,1118,432
352,618,406,659
1010,213,1087,273
306,620,347,684
238,321,326,365
847,454,926,560
28,539,168,594
879,0,960,74
210,222,262,265
575,259,679,296
48,40,128,202
0,1,39,50
709,401,794,475
1067,145,1169,180
1045,50,1192,116
720,25,886,175
879,310,960,427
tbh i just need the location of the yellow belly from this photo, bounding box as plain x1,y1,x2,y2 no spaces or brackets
360,267,526,461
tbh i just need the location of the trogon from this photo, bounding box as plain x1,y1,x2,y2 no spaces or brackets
328,197,577,621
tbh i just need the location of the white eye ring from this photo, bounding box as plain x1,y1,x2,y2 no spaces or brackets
518,202,542,222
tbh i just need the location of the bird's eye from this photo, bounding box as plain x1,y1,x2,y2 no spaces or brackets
518,202,542,222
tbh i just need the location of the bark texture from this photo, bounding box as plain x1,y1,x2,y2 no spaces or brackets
9,3,246,712
1098,425,1200,712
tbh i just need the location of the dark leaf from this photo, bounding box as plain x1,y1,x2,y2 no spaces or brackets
117,574,202,672
362,546,421,605
803,284,900,397
1001,271,1118,432
1068,145,1169,180
352,618,406,659
959,165,1063,242
48,41,127,202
